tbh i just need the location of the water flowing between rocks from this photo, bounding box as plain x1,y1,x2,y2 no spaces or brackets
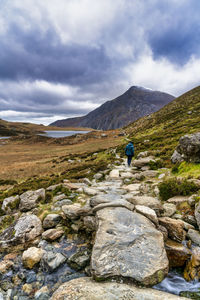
1,155,200,299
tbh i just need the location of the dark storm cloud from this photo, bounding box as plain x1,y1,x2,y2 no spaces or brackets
0,24,111,85
147,1,200,64
0,0,200,124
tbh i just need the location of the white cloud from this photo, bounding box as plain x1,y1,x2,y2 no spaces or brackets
125,52,200,96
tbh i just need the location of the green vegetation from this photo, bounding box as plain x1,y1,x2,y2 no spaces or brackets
172,161,200,178
118,86,200,167
0,215,15,234
158,177,199,201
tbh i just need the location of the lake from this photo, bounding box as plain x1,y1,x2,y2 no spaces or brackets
0,137,10,139
40,130,90,138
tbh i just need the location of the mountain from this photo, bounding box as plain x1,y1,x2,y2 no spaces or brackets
122,85,200,163
50,86,175,130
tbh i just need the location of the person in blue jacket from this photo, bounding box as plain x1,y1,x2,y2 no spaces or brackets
125,141,134,166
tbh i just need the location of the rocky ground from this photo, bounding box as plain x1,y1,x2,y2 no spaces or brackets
0,148,200,299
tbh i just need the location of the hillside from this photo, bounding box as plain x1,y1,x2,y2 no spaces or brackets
122,86,200,163
50,86,174,130
0,119,92,137
0,119,46,136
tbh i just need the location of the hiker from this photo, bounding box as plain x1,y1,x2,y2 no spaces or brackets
125,141,134,166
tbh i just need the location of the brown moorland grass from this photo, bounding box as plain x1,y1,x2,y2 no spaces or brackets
0,131,122,181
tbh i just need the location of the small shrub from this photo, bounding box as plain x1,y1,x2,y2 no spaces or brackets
172,163,180,174
159,177,199,201
148,159,164,170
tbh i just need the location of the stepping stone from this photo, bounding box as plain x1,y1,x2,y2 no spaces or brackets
91,207,168,285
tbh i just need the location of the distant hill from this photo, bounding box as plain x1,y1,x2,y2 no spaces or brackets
122,85,200,163
50,86,175,130
0,119,46,136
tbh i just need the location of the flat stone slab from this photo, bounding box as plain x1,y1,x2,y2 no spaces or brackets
91,207,168,285
167,196,189,204
128,196,162,211
50,277,188,300
92,200,134,213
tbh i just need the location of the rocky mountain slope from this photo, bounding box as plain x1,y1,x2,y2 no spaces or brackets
122,85,200,164
50,86,174,130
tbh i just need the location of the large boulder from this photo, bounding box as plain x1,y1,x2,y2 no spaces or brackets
171,132,200,163
50,277,188,300
91,207,168,285
19,188,45,212
0,214,42,249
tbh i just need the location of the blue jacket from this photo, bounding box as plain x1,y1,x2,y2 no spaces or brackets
125,142,134,156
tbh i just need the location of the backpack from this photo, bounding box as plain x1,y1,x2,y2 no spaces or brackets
125,143,134,156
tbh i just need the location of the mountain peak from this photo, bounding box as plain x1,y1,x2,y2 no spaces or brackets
50,86,175,130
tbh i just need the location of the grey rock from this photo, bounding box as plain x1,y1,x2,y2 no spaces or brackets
68,250,90,270
62,204,91,220
2,195,20,213
43,214,62,229
109,169,120,178
172,132,200,163
53,194,67,202
137,151,149,159
50,277,188,300
15,214,43,242
41,251,67,272
133,156,155,168
83,187,98,196
187,229,200,246
91,207,168,285
195,200,200,230
122,183,141,192
46,184,62,191
135,205,158,225
120,172,134,179
42,228,64,241
90,195,110,207
128,195,162,211
93,173,103,180
171,150,184,164
54,199,73,207
0,214,42,249
83,216,97,231
162,203,176,217
19,189,45,212
167,196,189,204
92,200,134,213
141,170,159,178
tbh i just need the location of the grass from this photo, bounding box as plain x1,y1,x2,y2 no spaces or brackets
172,162,200,178
0,131,121,181
118,86,200,167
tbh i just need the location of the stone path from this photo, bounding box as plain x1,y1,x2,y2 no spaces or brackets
86,159,169,285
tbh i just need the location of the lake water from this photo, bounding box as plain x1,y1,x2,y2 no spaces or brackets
40,130,90,138
0,137,10,139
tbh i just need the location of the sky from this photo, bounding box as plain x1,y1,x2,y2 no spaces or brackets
0,0,200,125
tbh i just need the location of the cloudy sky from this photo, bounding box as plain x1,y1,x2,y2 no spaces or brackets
0,0,200,124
